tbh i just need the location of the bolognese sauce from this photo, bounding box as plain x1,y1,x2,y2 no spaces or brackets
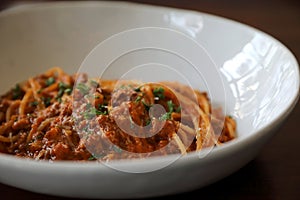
0,67,236,161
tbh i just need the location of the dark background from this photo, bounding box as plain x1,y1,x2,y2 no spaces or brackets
1,0,299,199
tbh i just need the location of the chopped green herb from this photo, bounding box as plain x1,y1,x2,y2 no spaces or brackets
142,100,152,111
76,83,90,95
12,84,22,100
57,88,64,98
159,100,175,121
159,112,171,121
167,100,175,113
145,118,151,126
88,154,97,161
30,101,39,106
84,104,107,119
95,107,107,115
98,104,108,115
88,153,105,160
41,97,51,107
153,87,165,99
85,103,93,110
89,80,99,88
87,130,94,135
135,96,142,103
56,82,72,100
88,157,95,161
58,82,67,89
175,106,181,113
83,112,94,120
134,86,141,92
83,126,89,132
65,88,72,95
45,77,55,86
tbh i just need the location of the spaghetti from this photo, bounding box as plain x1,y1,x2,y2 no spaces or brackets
0,67,236,161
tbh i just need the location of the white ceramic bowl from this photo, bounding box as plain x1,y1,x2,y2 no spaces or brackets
0,1,299,199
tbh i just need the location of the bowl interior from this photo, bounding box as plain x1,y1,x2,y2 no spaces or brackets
0,2,299,142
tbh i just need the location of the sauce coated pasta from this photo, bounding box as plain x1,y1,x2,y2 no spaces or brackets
0,67,236,161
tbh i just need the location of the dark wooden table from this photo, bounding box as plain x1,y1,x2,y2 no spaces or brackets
1,0,300,199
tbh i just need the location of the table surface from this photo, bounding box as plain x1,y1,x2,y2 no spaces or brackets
1,0,299,199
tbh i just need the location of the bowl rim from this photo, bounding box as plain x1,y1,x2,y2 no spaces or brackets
0,0,299,170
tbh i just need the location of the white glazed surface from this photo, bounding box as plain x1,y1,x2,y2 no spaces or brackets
0,1,299,199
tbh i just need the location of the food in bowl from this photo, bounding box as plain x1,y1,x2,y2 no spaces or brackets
0,67,236,161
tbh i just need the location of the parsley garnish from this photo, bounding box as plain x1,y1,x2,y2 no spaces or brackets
134,86,141,92
135,96,142,103
30,101,39,106
45,77,55,86
65,88,72,95
12,84,22,100
88,154,97,161
88,153,105,160
83,107,98,119
145,118,151,126
98,104,108,115
57,88,64,99
142,100,152,111
167,100,175,113
89,80,99,88
41,97,51,107
159,112,171,121
153,87,165,99
58,82,67,88
176,106,181,113
159,100,175,121
84,103,107,119
76,83,90,96
56,82,72,101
